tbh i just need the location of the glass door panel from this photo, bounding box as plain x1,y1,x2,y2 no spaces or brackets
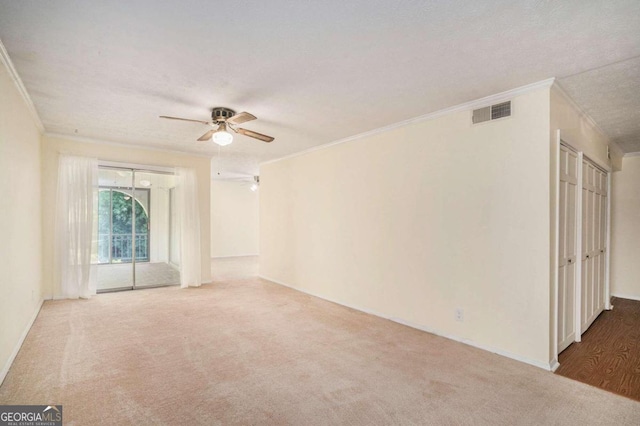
134,171,180,288
95,168,134,291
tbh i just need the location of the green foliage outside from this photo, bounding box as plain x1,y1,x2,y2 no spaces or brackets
98,189,149,262
99,190,148,235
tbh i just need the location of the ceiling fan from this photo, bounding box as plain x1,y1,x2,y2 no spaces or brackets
160,107,274,146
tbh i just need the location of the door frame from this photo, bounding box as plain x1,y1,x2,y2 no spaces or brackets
552,132,612,367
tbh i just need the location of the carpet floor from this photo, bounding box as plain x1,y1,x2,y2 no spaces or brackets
1,277,639,424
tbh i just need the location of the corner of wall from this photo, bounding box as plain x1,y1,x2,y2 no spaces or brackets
550,83,614,170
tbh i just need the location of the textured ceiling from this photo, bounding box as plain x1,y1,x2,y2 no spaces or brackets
1,1,639,176
559,56,640,153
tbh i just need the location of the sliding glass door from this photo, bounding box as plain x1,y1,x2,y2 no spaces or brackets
134,171,180,288
95,166,179,292
96,168,135,291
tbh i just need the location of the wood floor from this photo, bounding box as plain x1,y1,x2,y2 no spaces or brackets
556,297,640,401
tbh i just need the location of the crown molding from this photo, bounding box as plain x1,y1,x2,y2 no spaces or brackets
44,132,214,159
623,151,640,158
551,82,607,141
552,82,625,158
261,78,556,167
550,82,601,132
0,38,44,132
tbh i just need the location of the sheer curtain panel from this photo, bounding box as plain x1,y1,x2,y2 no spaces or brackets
176,167,202,288
55,155,98,299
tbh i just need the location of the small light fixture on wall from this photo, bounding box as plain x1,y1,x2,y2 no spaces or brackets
250,176,259,192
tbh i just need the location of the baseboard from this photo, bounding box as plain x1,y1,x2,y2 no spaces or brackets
212,254,259,259
549,359,560,372
259,275,552,371
0,299,44,386
611,293,640,302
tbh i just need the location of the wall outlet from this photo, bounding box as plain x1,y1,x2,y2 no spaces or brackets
455,308,464,322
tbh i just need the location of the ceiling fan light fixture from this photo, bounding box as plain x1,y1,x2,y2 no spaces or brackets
212,123,233,146
160,108,273,143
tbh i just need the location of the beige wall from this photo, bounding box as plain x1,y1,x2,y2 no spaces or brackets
0,60,43,380
41,135,212,296
548,85,616,363
611,156,640,300
211,180,259,257
260,88,552,368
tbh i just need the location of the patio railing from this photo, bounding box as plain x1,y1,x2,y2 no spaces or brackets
98,233,148,263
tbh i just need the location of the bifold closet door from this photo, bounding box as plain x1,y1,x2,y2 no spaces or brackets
558,145,579,352
580,158,607,332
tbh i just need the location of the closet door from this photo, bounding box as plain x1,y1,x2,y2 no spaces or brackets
581,158,607,332
558,145,579,352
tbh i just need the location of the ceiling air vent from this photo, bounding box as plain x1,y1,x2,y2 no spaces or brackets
472,101,511,124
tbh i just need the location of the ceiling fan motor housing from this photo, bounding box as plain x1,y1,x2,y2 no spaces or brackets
212,107,236,123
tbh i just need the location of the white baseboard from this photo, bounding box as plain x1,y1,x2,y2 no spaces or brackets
611,293,640,302
212,254,259,259
259,275,553,371
549,359,560,372
0,299,44,386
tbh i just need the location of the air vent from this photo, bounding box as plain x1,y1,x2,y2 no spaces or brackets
473,101,511,124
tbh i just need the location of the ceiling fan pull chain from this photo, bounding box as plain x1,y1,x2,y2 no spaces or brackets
216,144,222,176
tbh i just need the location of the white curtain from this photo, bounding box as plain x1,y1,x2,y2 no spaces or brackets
55,155,98,299
175,167,202,288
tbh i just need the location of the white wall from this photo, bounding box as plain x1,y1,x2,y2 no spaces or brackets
0,58,43,382
611,156,640,300
41,135,212,296
260,88,552,368
210,180,259,257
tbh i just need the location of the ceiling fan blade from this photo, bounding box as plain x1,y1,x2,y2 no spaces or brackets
160,115,211,125
237,127,274,143
227,111,257,125
197,129,216,141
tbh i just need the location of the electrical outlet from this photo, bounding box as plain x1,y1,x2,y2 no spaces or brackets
455,308,464,322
